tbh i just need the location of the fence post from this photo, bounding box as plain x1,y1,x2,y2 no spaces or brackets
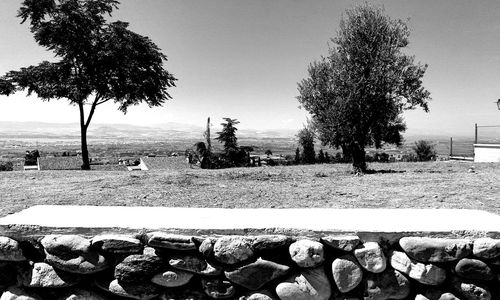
449,137,453,157
474,123,478,144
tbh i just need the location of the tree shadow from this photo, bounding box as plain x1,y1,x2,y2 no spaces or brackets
364,169,406,174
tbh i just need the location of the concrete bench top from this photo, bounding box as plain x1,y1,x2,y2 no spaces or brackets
0,206,499,238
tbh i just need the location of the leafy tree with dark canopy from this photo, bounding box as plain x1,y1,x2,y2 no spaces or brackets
297,4,430,173
297,125,316,164
412,140,436,161
0,0,176,170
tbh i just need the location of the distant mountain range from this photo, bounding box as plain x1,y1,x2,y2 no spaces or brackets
0,121,298,141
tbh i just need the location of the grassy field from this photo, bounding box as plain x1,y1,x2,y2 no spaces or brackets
0,161,499,217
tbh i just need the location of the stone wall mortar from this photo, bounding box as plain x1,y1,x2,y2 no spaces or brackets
0,232,498,300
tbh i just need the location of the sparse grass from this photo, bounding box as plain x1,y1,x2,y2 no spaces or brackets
0,161,499,217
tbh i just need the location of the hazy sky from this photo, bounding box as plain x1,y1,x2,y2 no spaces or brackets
1,0,500,136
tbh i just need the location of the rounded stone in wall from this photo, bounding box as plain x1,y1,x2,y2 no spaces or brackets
473,238,500,260
239,290,277,300
151,269,194,287
224,258,290,290
455,258,494,281
201,278,236,299
213,236,254,265
364,269,411,300
320,235,361,252
354,242,386,273
451,277,491,300
331,255,363,293
389,251,446,286
54,288,108,300
114,254,165,283
275,267,331,300
99,279,162,300
252,235,291,252
399,237,472,263
18,262,81,288
0,237,26,262
289,239,324,268
146,232,196,250
0,286,43,300
169,255,222,276
91,234,143,254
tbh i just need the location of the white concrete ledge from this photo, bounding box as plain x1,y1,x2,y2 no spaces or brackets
0,206,499,239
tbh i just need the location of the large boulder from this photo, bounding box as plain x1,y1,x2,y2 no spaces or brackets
225,258,290,290
275,267,331,300
399,237,472,263
289,239,324,268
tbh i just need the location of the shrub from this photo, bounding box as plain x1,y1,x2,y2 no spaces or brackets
0,161,13,171
412,140,437,161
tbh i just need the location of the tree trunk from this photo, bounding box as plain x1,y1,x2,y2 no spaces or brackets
78,102,91,170
80,124,90,170
350,142,367,173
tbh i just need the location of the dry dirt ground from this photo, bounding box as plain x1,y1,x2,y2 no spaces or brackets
0,161,499,217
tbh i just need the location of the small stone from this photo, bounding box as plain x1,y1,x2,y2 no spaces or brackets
399,237,472,263
451,277,491,300
331,255,363,293
91,234,143,254
201,278,236,299
151,269,194,287
275,267,331,300
55,288,108,300
321,235,360,252
114,254,165,283
473,238,500,260
0,286,43,300
147,232,196,250
354,242,386,273
389,251,446,285
0,237,26,262
104,279,161,300
213,236,254,265
289,239,324,268
225,258,290,290
19,262,80,288
252,235,291,251
169,255,222,276
365,269,410,300
455,258,494,281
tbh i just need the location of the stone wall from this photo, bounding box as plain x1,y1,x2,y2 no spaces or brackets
0,231,498,300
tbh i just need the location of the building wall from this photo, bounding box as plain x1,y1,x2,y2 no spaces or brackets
474,144,500,162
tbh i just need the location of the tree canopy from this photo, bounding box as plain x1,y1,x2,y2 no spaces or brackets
216,118,240,153
1,0,176,169
297,4,430,172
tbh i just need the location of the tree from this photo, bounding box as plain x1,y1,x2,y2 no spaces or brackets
295,147,301,164
216,118,240,153
297,125,316,164
412,140,436,161
297,4,430,173
1,0,176,170
318,149,325,163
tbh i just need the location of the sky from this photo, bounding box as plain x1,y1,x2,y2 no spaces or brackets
1,0,500,137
